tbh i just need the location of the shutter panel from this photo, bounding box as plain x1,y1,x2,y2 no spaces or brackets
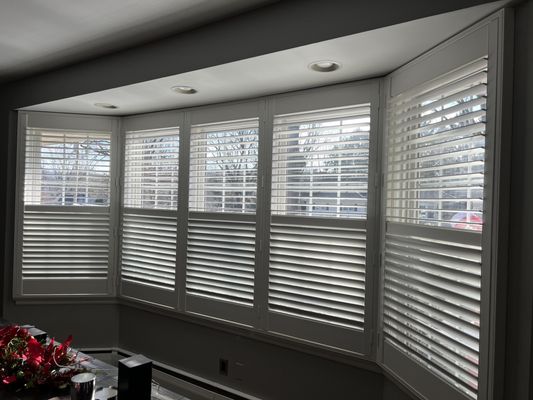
383,57,488,400
189,119,258,213
271,104,370,218
120,127,179,306
269,218,366,329
386,58,487,230
268,104,372,352
123,129,179,209
187,216,255,306
383,227,482,399
20,128,112,296
24,130,111,206
186,118,259,325
23,208,109,279
121,210,176,291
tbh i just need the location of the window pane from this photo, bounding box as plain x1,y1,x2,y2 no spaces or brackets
123,128,179,210
271,104,371,219
386,57,487,231
24,130,111,206
189,119,259,213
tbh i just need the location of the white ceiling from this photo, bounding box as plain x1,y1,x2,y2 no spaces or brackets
0,0,271,81
24,2,504,116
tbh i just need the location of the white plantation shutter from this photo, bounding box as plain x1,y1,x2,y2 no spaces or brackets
271,105,370,219
186,117,259,325
189,119,258,213
17,126,113,296
382,45,493,399
120,127,179,306
383,225,482,399
269,218,367,329
386,58,487,230
268,100,376,352
187,216,255,305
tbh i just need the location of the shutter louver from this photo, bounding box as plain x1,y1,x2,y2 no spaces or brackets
384,230,481,399
22,207,109,279
383,57,488,400
123,129,179,209
189,119,259,213
269,219,366,329
24,130,111,206
20,128,112,295
121,210,176,291
387,58,488,230
186,216,255,306
120,127,179,301
272,105,370,219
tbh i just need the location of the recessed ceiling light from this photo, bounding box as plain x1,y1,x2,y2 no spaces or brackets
94,102,118,109
308,60,341,72
171,86,197,94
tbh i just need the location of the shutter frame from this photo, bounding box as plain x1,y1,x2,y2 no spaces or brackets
185,117,260,326
381,21,497,399
266,97,379,354
14,114,115,298
119,127,180,307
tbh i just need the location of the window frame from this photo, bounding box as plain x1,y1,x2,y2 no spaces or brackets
118,110,183,308
10,10,510,397
13,111,120,299
181,100,264,327
378,11,511,400
263,81,381,354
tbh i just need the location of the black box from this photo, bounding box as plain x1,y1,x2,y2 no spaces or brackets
20,325,48,343
118,354,152,399
28,327,47,343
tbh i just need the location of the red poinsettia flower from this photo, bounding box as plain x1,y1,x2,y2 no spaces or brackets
26,337,44,368
2,375,17,385
0,325,84,391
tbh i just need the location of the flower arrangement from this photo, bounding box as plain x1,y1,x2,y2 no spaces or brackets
0,325,85,392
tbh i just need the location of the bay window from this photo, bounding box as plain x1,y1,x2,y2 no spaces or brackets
12,10,508,400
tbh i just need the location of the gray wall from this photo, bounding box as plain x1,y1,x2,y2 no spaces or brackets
382,377,414,400
1,1,530,399
120,306,384,400
4,303,119,348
